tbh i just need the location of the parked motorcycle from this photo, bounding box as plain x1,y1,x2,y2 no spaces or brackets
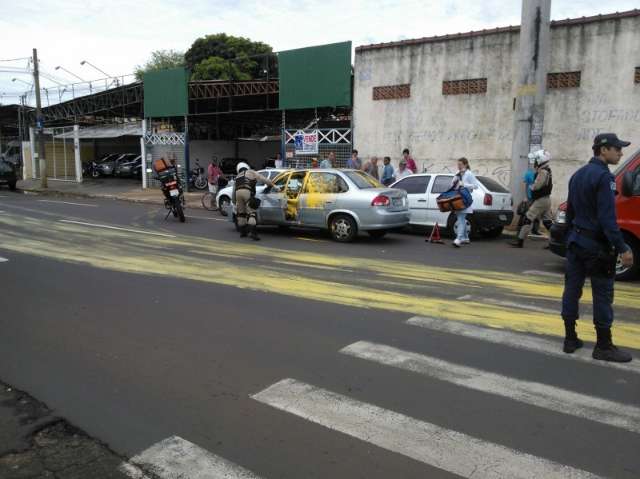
189,159,208,190
82,161,101,178
159,168,186,222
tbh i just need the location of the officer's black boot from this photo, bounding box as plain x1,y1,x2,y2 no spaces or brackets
249,225,260,241
562,320,583,354
510,239,524,248
542,219,553,231
592,327,632,362
239,225,248,238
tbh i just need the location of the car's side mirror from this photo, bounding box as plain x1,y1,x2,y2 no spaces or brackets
621,171,634,197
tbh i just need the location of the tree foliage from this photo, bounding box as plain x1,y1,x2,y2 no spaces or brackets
185,33,275,81
135,50,185,80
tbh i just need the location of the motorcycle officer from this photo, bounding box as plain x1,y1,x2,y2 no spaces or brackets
232,162,278,241
561,133,634,362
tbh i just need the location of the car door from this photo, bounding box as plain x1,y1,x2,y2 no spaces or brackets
258,172,289,224
427,175,454,227
283,171,307,223
299,172,348,226
392,175,431,225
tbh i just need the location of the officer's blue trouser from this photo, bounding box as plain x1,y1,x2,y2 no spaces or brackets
561,245,615,328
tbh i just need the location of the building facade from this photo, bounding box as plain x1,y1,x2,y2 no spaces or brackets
353,10,640,205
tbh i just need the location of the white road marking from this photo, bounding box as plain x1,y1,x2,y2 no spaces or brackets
253,379,600,479
341,341,640,434
185,215,226,221
59,220,176,238
122,436,263,479
407,316,640,374
38,199,98,207
457,294,559,315
0,257,8,263
523,269,564,278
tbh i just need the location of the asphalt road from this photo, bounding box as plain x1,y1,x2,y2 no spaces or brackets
1,191,639,478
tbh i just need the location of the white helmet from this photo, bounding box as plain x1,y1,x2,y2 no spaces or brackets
236,162,250,173
530,149,551,165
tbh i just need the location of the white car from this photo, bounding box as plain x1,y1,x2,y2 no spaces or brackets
390,173,514,237
216,168,289,216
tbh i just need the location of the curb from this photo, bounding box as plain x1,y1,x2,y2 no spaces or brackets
18,187,204,209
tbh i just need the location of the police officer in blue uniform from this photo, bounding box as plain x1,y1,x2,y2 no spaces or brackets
561,133,634,362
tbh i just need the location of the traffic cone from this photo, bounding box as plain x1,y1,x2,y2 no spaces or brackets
426,222,444,244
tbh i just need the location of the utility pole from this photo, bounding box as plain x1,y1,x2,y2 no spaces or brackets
33,48,47,188
510,0,551,208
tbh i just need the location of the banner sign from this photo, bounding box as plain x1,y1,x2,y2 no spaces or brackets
294,130,319,155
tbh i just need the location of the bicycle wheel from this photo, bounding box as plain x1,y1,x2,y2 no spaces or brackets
201,192,216,211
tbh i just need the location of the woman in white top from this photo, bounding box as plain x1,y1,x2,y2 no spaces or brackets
396,159,413,179
452,157,479,248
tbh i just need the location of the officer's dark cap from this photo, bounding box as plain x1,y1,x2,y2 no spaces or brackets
593,133,631,149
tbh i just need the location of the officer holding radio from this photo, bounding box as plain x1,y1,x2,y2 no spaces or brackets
561,133,634,363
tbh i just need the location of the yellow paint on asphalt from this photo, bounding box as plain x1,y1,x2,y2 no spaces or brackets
1,213,639,349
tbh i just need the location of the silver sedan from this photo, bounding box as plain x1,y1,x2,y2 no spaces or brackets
255,169,409,242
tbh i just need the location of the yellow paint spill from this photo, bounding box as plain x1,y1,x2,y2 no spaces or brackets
1,213,639,349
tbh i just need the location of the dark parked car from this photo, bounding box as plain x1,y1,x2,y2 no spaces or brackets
220,158,249,176
115,155,142,178
98,153,138,176
0,158,18,191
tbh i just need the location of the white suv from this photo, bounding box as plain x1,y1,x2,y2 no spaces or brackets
391,173,514,238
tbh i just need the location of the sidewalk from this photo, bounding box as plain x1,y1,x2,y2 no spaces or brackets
0,382,129,479
18,178,206,209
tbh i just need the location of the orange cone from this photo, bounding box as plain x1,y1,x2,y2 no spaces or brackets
426,222,444,244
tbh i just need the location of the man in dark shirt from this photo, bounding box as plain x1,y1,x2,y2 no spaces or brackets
561,133,634,362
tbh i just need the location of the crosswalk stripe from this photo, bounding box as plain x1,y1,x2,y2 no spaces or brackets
252,379,601,479
341,341,640,434
407,316,640,375
122,436,263,479
457,294,560,315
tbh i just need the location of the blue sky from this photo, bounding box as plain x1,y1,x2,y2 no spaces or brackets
1,0,638,105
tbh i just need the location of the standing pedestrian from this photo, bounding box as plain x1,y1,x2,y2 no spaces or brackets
311,158,319,168
396,159,412,179
511,149,553,248
520,154,542,236
403,148,417,174
381,156,395,186
363,156,380,180
347,150,362,170
561,133,634,362
451,157,478,248
207,158,224,209
320,151,335,169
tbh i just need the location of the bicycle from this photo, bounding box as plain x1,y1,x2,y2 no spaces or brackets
201,191,217,211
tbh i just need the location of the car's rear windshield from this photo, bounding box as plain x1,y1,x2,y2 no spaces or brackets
344,171,383,189
477,176,509,193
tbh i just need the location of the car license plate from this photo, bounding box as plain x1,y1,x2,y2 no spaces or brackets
499,214,507,221
169,189,179,197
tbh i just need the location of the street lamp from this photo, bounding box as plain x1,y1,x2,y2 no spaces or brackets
55,66,86,82
80,60,111,78
80,60,120,88
11,78,31,86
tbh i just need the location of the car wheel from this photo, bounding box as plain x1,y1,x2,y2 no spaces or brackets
8,181,17,191
330,214,357,242
616,235,639,281
218,196,230,216
368,229,387,239
483,226,504,238
195,177,208,190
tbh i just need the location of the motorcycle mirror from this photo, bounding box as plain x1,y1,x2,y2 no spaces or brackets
146,168,152,173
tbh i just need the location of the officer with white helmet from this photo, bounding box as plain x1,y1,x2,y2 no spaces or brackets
511,149,554,248
232,162,278,240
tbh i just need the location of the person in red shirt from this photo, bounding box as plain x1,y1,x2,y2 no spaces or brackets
207,159,225,209
403,148,417,174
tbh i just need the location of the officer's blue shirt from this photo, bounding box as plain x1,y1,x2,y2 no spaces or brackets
566,157,629,253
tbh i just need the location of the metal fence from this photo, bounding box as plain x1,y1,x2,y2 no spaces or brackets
284,128,352,168
32,126,76,180
143,132,187,189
